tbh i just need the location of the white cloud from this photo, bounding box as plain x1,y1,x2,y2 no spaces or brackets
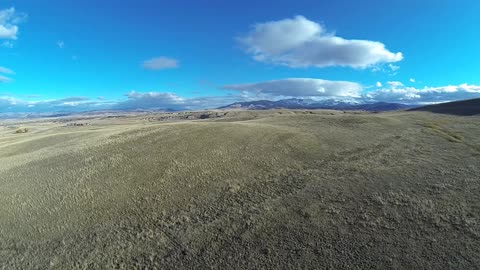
387,81,404,88
224,79,480,105
223,78,362,97
142,57,179,70
0,66,14,74
388,64,400,72
57,40,65,49
126,91,184,103
0,74,11,83
115,91,185,110
239,15,403,69
182,94,248,109
0,92,246,113
0,96,18,106
0,66,14,83
29,97,91,108
0,7,27,40
114,91,248,111
2,83,480,114
1,41,13,48
0,25,17,40
365,83,480,104
0,95,114,113
409,78,415,83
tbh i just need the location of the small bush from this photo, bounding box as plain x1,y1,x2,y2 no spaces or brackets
15,128,29,134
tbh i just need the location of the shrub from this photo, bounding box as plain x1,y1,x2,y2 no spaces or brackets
15,128,29,134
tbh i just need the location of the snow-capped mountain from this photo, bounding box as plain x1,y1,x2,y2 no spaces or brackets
218,98,415,111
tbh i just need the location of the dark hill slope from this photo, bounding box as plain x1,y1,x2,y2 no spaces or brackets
409,98,480,116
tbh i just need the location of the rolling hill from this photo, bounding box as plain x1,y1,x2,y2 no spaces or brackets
0,109,479,269
409,98,480,116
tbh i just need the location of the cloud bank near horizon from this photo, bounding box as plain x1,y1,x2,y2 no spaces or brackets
223,78,362,98
2,79,480,114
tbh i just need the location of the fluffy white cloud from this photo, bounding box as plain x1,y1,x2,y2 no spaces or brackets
376,82,382,87
142,57,179,70
239,16,402,69
365,84,480,104
223,78,362,97
0,7,26,40
409,78,415,83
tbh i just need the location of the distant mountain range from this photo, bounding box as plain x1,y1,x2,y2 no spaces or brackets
1,98,478,120
218,98,417,111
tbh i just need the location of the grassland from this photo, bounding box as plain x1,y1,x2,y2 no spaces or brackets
0,109,479,269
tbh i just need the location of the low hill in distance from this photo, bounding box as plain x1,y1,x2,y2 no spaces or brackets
409,98,480,116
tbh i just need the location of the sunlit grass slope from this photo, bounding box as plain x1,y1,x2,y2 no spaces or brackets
0,110,479,269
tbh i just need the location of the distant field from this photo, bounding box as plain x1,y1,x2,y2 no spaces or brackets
1,109,479,269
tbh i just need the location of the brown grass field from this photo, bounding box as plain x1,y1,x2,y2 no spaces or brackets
0,109,479,269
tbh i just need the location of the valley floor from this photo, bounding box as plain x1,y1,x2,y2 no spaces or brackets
0,110,479,269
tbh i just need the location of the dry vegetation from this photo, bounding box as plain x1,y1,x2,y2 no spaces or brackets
0,109,479,269
14,127,29,134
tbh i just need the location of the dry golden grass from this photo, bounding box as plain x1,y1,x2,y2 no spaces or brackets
0,110,479,269
421,121,464,142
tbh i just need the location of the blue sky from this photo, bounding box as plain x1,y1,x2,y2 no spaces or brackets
1,0,480,112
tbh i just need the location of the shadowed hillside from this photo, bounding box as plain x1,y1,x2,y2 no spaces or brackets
409,98,480,116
